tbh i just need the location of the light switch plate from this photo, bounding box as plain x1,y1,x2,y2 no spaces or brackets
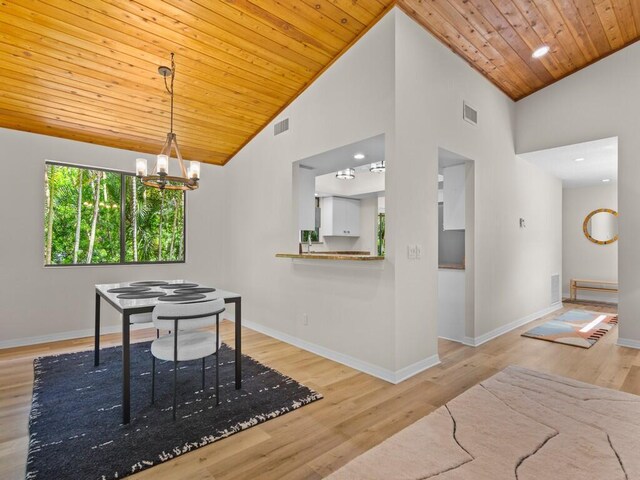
415,244,422,259
407,245,417,259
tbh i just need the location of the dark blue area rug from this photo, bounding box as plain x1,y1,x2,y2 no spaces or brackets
26,342,322,479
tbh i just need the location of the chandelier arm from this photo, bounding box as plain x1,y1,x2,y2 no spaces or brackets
164,133,174,157
159,133,172,158
172,135,189,178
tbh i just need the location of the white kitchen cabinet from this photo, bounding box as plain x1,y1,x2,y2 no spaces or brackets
443,164,465,231
297,165,316,231
321,196,360,237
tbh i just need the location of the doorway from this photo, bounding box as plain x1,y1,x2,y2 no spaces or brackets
520,137,619,309
437,148,474,346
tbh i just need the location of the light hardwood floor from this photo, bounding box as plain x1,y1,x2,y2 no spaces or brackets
1,302,637,479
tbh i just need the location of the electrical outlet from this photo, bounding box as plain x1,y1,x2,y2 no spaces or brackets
302,313,309,326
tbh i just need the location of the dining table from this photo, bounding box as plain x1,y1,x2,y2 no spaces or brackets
93,280,241,424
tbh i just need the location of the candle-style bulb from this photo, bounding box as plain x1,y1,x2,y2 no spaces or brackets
189,161,200,180
135,158,147,177
157,154,169,174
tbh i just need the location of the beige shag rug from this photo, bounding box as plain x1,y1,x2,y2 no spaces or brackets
327,366,640,479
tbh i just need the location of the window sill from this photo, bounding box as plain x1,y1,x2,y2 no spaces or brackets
44,260,186,268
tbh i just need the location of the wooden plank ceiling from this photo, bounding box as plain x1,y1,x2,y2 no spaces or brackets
0,1,638,165
399,0,640,101
0,0,393,165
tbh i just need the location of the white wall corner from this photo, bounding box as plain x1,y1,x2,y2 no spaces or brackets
392,354,441,383
462,303,563,347
235,317,439,384
617,337,640,349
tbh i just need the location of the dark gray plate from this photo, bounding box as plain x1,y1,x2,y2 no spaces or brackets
159,283,199,289
117,292,167,299
174,287,216,294
108,286,151,293
130,281,169,287
158,293,206,302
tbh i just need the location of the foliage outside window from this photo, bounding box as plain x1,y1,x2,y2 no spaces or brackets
377,213,385,256
301,229,319,242
44,163,185,266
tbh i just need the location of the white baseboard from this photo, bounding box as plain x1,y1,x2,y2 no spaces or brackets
393,354,441,383
462,303,563,347
0,324,152,350
438,335,465,344
239,318,440,384
617,337,640,349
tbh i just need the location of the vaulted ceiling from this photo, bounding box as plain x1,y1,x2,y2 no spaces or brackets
0,1,638,166
0,0,394,165
398,0,640,100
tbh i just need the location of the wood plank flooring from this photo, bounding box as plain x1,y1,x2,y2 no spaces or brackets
1,301,637,479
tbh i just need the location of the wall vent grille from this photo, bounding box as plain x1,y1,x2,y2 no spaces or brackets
274,118,289,135
463,102,478,126
551,273,561,304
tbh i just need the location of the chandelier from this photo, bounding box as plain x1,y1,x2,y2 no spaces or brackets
135,53,200,191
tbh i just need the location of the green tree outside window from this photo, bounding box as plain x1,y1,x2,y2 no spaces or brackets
44,163,185,265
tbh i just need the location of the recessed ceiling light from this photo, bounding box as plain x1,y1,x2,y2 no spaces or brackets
532,45,550,58
574,157,585,162
602,178,611,183
353,153,365,160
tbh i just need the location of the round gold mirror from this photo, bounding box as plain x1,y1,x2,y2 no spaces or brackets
583,208,618,245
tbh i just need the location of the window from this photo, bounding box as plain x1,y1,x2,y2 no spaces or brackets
44,162,185,266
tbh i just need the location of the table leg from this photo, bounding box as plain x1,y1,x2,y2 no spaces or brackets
94,292,101,366
235,298,241,390
122,311,131,425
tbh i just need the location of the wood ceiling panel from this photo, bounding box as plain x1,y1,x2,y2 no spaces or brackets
2,0,638,164
0,0,395,165
398,0,640,100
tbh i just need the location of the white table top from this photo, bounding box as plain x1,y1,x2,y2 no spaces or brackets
95,280,240,313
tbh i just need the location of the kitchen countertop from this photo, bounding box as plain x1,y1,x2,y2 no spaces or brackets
276,252,384,261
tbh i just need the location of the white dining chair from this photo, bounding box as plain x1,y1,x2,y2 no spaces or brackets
150,298,225,420
129,313,164,339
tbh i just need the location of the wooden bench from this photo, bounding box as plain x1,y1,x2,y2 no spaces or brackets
569,278,618,301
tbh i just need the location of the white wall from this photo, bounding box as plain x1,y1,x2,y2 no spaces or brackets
516,42,640,345
438,269,465,342
220,12,398,376
393,10,562,355
0,128,226,347
563,184,618,301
